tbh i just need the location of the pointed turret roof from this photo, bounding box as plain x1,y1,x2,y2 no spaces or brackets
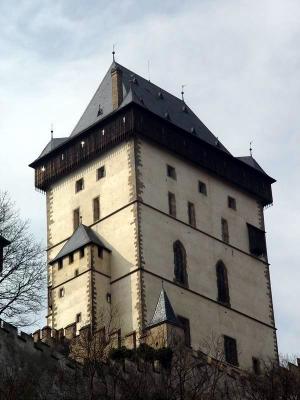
50,224,110,264
37,137,68,160
236,156,269,176
148,287,180,328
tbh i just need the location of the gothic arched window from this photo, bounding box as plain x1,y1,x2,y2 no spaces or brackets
173,241,188,286
216,261,230,305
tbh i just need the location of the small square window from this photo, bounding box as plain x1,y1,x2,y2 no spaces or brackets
79,248,85,258
76,313,82,323
58,259,63,270
97,166,106,180
98,246,103,258
75,178,84,193
74,269,79,277
167,164,176,180
198,181,207,195
228,196,237,210
69,253,74,264
59,288,65,298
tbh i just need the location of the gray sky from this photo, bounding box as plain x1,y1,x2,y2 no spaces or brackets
0,0,299,356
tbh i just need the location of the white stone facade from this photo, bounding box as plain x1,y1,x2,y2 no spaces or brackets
46,137,277,370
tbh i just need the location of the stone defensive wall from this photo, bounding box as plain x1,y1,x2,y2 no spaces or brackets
0,319,79,373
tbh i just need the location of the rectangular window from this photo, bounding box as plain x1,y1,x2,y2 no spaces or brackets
187,202,196,227
98,246,103,258
198,181,207,196
75,269,79,277
177,316,191,347
69,253,74,264
97,166,106,180
75,178,84,193
228,196,237,210
221,218,229,243
252,357,261,375
76,313,82,323
48,287,52,309
168,192,176,217
79,248,85,258
73,208,80,231
167,164,176,180
224,335,238,366
58,259,63,270
59,287,65,298
247,223,267,257
93,197,100,222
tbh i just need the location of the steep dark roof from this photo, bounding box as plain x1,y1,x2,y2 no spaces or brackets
30,61,275,192
70,62,229,153
236,156,269,176
147,287,179,328
0,235,10,247
50,224,110,264
38,138,68,160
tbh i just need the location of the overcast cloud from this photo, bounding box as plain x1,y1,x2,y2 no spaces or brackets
0,0,299,356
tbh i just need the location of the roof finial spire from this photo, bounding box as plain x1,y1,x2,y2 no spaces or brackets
112,44,116,62
50,124,54,150
50,123,54,140
249,141,253,157
147,60,151,82
80,215,82,224
181,84,186,102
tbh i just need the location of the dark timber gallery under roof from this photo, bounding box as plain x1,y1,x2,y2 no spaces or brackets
29,61,275,205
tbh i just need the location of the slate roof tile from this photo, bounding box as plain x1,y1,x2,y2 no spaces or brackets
236,156,268,176
50,224,110,264
32,62,273,180
148,287,179,328
70,61,230,153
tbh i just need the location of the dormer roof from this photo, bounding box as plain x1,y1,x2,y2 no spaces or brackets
50,224,110,264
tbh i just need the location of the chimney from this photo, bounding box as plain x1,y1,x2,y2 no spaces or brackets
111,65,123,110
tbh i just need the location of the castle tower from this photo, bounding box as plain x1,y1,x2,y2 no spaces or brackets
30,60,277,370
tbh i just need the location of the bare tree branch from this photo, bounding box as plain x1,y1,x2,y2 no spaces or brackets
0,190,46,326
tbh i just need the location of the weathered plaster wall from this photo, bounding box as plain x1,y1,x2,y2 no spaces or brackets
139,139,266,255
46,139,141,335
47,139,135,249
137,139,276,369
